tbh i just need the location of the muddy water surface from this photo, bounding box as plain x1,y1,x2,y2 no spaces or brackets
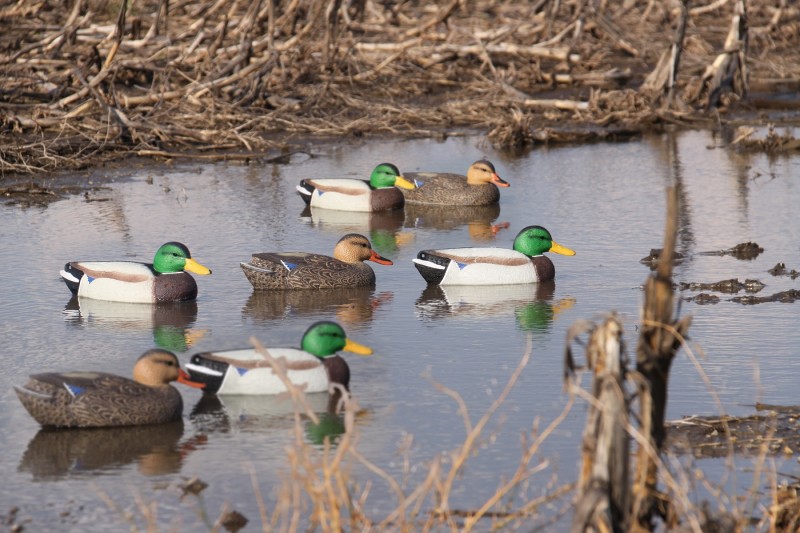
1,131,798,529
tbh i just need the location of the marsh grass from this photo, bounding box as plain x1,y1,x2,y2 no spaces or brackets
84,322,800,532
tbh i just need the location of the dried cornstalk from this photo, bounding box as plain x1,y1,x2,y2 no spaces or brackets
690,0,749,108
641,0,689,108
566,315,630,532
632,187,692,529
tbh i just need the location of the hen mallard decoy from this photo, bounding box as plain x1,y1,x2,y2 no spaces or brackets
401,159,510,206
240,233,392,290
296,163,416,212
184,321,373,395
59,242,212,303
14,349,204,428
412,225,575,285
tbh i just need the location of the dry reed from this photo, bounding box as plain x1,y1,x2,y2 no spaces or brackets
2,0,799,176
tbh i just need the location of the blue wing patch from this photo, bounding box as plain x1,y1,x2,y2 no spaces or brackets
235,367,248,376
64,383,85,397
456,262,467,270
414,179,425,187
281,260,297,271
86,275,95,283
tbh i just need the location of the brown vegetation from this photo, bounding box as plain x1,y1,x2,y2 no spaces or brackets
1,0,799,176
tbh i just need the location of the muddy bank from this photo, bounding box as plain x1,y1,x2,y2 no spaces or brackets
1,0,800,177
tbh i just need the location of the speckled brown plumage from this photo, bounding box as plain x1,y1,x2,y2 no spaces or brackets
14,349,187,428
401,160,510,206
402,175,500,206
240,234,392,290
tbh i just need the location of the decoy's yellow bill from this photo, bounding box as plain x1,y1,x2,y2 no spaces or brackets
394,176,417,190
344,338,373,356
550,241,576,256
184,258,212,275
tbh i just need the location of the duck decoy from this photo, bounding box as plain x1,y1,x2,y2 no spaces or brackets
401,159,510,206
14,349,205,428
240,233,392,290
59,242,212,303
184,321,373,395
296,163,416,212
412,225,575,285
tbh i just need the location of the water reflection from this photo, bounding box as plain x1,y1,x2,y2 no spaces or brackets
242,287,393,326
415,280,575,334
189,393,346,445
404,203,510,242
17,421,202,480
300,206,412,256
63,297,204,352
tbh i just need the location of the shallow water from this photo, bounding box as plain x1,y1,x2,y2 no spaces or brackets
1,130,799,529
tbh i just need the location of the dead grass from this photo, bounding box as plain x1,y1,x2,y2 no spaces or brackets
1,0,799,175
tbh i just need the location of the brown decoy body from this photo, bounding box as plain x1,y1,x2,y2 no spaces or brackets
14,349,202,428
240,233,393,290
401,160,510,206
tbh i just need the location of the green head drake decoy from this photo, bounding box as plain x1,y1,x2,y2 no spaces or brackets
184,321,373,394
60,242,212,303
240,233,393,290
14,349,204,428
413,225,575,285
296,163,416,212
401,159,510,206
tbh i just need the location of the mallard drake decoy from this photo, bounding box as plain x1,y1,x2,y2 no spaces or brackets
14,349,204,428
412,225,575,285
401,159,510,206
240,233,392,290
184,321,373,395
296,163,416,212
59,242,212,303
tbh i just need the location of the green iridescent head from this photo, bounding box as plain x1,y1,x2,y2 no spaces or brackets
512,226,576,258
152,242,212,275
369,163,415,190
300,321,373,359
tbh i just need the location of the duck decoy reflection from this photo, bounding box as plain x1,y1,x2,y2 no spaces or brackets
18,420,194,480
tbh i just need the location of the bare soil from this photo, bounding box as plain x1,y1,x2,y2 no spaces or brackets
1,0,800,182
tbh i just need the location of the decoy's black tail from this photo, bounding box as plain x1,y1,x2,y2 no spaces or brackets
59,263,82,294
296,180,315,206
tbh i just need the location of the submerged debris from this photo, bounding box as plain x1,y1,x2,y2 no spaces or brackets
642,242,765,269
731,125,800,154
668,404,800,458
698,242,765,260
679,278,765,294
639,248,685,269
683,293,720,305
220,509,249,532
769,263,800,279
179,477,209,497
731,289,800,305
